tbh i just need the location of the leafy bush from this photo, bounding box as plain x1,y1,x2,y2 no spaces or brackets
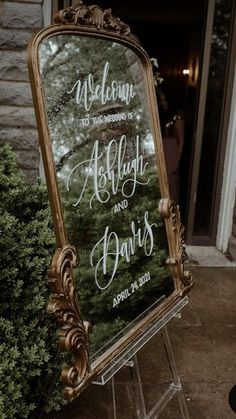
0,145,69,418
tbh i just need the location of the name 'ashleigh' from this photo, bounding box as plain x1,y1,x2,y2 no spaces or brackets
66,135,149,208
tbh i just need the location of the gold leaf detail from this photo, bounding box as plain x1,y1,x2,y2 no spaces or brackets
159,198,193,294
54,2,130,35
48,245,90,390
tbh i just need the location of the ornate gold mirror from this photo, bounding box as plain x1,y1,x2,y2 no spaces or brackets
28,2,193,401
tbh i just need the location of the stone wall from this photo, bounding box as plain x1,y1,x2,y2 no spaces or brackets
0,0,44,182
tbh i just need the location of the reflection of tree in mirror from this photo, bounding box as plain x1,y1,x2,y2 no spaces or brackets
60,166,173,355
40,35,147,168
39,34,173,356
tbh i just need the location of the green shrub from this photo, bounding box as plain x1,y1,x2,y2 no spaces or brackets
0,145,69,418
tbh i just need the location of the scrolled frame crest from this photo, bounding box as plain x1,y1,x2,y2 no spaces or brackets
54,1,131,35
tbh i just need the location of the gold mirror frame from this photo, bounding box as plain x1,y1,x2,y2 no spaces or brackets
28,2,193,401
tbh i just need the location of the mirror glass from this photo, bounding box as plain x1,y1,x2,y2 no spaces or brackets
39,34,174,359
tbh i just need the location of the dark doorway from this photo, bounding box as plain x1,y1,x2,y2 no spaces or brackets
98,0,206,228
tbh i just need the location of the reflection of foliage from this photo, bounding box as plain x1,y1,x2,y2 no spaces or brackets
40,35,147,167
209,0,232,92
88,319,128,356
40,34,173,356
60,166,173,356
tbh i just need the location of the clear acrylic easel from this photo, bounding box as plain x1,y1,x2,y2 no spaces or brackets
92,296,190,418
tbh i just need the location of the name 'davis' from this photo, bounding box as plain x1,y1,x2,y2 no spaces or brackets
90,211,157,290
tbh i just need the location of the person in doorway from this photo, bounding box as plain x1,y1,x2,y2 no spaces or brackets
151,58,185,204
161,106,185,204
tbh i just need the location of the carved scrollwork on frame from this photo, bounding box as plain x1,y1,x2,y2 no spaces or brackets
158,198,193,295
47,245,90,399
54,1,131,35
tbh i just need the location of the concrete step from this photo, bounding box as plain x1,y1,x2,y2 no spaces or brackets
228,234,236,261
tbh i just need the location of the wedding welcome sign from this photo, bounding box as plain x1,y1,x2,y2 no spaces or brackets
28,2,192,401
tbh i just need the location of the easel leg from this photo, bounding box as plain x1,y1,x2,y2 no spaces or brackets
128,356,147,419
108,331,190,419
108,358,146,419
112,376,117,419
107,376,117,419
162,325,190,419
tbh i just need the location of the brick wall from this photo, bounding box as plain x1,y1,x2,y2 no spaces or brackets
0,0,44,182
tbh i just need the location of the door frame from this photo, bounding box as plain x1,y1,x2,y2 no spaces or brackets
186,0,215,244
186,0,236,245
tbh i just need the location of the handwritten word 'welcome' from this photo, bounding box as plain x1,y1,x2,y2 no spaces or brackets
67,62,135,111
90,211,157,290
66,135,149,208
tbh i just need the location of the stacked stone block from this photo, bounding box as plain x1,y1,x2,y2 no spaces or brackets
0,0,44,182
